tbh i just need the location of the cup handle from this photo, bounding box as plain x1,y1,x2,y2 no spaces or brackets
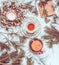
39,50,45,54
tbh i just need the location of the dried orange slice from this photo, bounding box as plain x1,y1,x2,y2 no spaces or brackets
6,10,17,21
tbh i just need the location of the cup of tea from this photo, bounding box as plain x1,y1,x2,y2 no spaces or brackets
29,38,43,54
20,17,41,38
29,38,50,65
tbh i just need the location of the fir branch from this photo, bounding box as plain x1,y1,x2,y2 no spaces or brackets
0,42,10,51
27,57,34,65
42,26,59,48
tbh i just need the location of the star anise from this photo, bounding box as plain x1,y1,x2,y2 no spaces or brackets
42,26,59,48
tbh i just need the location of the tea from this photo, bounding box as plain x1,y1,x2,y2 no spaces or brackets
29,38,43,52
20,17,41,38
27,23,35,31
